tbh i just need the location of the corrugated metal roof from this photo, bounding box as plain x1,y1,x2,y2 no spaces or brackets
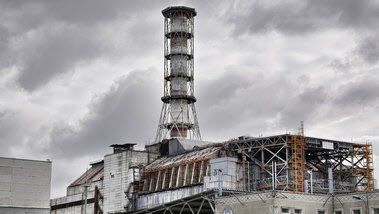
144,144,224,173
69,162,104,187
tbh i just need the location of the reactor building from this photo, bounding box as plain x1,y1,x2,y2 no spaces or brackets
50,6,379,214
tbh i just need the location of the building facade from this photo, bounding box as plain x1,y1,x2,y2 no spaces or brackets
0,157,52,214
50,144,158,214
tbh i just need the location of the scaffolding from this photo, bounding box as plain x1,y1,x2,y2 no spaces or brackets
289,134,305,192
351,143,374,191
228,134,375,193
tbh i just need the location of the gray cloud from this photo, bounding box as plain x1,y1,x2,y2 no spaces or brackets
48,68,161,158
17,25,110,90
334,74,379,107
227,0,379,35
0,0,164,91
357,35,379,64
279,86,328,128
197,69,329,139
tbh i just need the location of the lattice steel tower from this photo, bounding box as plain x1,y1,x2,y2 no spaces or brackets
155,6,201,142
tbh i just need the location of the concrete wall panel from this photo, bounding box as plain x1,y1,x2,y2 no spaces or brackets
0,157,51,209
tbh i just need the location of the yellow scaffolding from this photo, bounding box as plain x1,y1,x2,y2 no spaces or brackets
289,134,306,192
352,143,374,191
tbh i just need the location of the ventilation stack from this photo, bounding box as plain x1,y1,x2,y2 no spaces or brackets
155,6,201,142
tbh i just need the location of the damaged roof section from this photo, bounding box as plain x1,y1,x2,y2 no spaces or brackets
69,160,104,187
139,142,236,193
144,143,226,173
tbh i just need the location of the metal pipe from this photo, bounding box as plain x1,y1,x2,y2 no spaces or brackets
310,170,313,194
218,169,222,196
94,186,98,214
328,168,333,194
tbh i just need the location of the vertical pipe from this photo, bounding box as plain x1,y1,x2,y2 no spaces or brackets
242,146,246,191
94,186,98,214
261,146,265,182
248,162,251,192
310,170,313,194
271,163,275,190
286,137,289,188
272,161,277,190
218,170,223,196
328,167,333,194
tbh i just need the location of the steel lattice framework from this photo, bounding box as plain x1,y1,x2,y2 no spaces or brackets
155,6,201,143
227,134,374,193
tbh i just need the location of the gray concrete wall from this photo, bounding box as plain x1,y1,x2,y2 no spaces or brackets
0,157,51,209
50,189,97,214
215,191,379,214
0,207,50,214
50,203,94,214
333,192,379,214
103,150,152,213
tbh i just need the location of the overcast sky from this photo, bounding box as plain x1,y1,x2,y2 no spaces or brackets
1,0,379,198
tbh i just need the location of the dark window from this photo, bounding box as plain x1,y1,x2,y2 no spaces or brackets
318,211,326,214
352,209,361,214
282,208,290,213
335,211,342,214
374,208,379,214
295,209,302,214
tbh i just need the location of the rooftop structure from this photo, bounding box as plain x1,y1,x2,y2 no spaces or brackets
131,134,375,213
50,145,158,214
51,160,104,214
155,6,201,142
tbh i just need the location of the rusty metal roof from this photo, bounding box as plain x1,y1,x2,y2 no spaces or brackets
143,144,226,173
69,161,104,187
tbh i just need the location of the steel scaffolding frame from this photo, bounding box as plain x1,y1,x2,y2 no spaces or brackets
227,134,375,193
289,134,305,192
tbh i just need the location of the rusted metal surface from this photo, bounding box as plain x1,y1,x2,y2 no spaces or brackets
69,162,104,187
94,186,103,214
143,144,225,173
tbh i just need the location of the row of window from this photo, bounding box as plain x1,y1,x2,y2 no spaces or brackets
281,207,379,214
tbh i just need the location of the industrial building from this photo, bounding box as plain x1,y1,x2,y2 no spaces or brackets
51,144,158,214
0,157,51,214
50,6,378,214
